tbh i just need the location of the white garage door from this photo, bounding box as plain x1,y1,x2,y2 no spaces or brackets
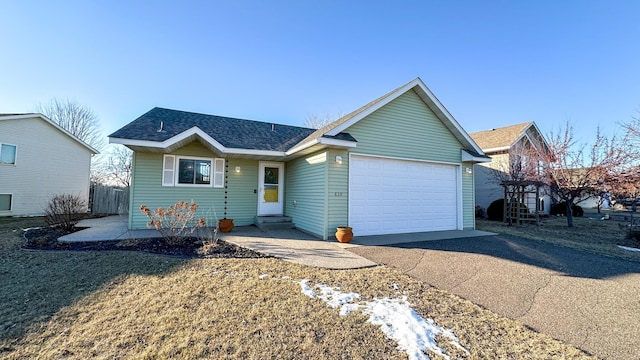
349,155,459,236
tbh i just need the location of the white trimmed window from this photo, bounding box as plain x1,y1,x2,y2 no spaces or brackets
0,194,12,211
162,155,224,188
0,143,17,165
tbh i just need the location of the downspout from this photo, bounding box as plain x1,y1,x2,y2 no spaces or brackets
323,151,329,240
128,152,136,229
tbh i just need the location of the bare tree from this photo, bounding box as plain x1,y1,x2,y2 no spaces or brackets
620,108,640,165
545,123,629,227
621,109,640,146
96,145,133,187
36,98,105,151
605,166,640,221
488,137,549,224
304,112,342,129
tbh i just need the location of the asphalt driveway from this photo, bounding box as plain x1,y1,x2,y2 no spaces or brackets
350,234,640,359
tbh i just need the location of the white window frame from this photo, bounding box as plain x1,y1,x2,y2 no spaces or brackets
0,193,12,212
162,155,224,188
0,143,17,165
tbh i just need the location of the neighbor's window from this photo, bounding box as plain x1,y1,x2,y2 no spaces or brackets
162,155,224,188
0,194,12,211
0,144,16,165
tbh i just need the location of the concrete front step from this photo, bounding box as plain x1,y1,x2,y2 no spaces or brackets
254,216,294,231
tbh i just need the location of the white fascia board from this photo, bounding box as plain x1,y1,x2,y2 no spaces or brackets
325,79,420,136
176,127,225,150
317,138,357,148
0,113,40,121
110,127,224,151
285,139,319,155
285,137,357,156
109,137,165,148
225,148,286,157
1,113,99,154
324,77,485,157
512,132,541,153
110,127,286,157
483,146,510,153
523,122,551,152
462,150,491,163
413,79,485,155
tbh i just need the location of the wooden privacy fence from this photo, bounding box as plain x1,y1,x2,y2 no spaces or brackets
90,185,129,215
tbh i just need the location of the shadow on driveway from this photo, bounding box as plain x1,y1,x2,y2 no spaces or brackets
350,234,640,359
387,234,640,279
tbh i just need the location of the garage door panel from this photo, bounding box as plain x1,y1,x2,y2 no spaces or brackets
349,155,458,236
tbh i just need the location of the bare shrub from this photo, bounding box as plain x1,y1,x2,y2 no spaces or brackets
44,194,88,231
139,200,207,246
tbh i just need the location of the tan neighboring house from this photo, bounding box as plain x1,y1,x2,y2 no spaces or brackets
469,122,551,214
0,113,98,216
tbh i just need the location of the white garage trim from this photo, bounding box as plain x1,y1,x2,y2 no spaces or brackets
348,153,463,236
349,152,461,167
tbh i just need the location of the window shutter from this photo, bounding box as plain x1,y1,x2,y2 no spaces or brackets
213,158,225,188
162,155,175,186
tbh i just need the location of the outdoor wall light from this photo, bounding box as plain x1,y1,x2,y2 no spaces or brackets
335,156,343,164
235,166,241,173
465,167,473,174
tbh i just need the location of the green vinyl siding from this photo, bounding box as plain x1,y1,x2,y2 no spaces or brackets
284,150,328,238
345,90,462,163
327,149,349,236
343,89,476,230
462,162,475,229
129,141,258,229
225,158,259,226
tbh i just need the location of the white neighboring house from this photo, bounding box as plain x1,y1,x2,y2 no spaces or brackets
0,113,98,216
469,122,552,215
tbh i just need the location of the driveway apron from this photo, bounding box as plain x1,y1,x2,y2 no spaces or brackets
349,234,640,360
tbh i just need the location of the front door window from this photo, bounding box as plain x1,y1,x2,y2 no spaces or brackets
263,167,279,202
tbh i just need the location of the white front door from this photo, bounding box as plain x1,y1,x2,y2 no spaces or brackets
258,161,284,215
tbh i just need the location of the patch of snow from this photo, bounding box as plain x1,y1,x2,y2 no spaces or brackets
314,283,361,314
298,280,468,360
259,274,270,279
364,296,468,360
299,279,317,298
21,227,41,232
618,245,640,252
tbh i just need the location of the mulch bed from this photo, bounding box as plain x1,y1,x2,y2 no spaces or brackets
22,226,270,259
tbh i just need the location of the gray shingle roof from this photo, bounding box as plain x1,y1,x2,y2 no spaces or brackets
109,107,355,152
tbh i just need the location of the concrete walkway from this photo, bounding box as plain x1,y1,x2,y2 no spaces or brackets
220,226,376,269
58,216,493,270
350,234,640,359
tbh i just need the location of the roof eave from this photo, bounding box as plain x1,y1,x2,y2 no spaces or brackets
462,149,492,163
109,127,289,158
482,146,511,154
323,77,485,157
285,137,357,156
1,113,99,154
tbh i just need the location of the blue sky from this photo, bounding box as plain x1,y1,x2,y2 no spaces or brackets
1,1,638,145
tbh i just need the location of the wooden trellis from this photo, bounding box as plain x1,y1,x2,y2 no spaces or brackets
501,180,545,225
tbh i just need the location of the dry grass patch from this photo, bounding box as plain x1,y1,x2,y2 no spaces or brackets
1,217,595,359
477,213,640,262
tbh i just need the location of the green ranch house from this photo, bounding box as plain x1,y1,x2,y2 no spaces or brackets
109,78,489,240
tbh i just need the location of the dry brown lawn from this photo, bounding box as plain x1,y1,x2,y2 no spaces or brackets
1,217,596,359
477,211,640,263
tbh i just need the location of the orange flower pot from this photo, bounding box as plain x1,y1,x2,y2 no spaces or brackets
218,219,234,233
335,226,353,243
